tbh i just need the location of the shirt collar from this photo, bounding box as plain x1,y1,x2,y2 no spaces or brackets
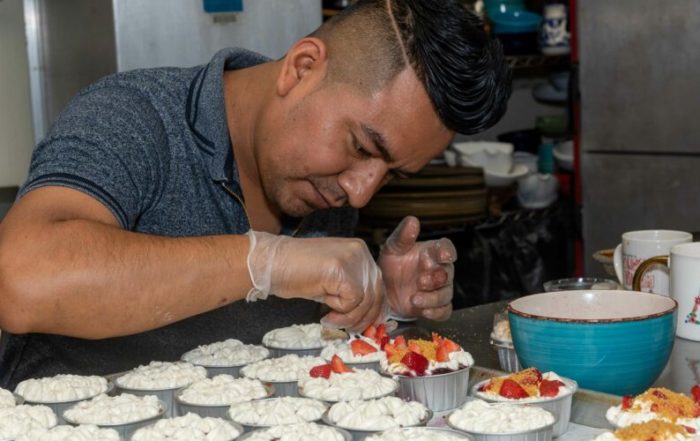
186,47,270,184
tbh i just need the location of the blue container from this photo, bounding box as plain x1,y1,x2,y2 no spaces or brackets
484,0,526,17
508,290,677,396
490,10,542,35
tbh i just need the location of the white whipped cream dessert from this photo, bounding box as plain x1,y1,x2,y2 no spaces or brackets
0,388,16,408
16,424,120,441
448,399,554,433
381,351,474,376
475,372,575,402
241,422,346,440
182,338,269,367
131,412,241,441
116,361,207,390
327,397,428,431
606,403,700,430
178,375,268,406
593,432,695,441
228,397,327,426
605,388,700,431
262,323,333,349
0,404,57,440
490,320,512,343
241,354,326,382
321,336,386,364
15,374,109,403
299,369,397,402
366,427,468,441
63,393,162,425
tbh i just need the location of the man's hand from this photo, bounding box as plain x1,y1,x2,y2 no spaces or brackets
246,231,387,332
378,216,457,321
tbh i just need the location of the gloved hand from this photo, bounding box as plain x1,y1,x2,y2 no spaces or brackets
378,216,457,321
245,230,388,332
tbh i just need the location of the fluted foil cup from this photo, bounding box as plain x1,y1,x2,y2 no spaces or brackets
393,367,470,412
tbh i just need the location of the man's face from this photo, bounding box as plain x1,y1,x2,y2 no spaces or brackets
255,67,454,218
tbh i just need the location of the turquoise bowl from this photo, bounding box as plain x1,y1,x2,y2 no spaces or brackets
508,290,676,396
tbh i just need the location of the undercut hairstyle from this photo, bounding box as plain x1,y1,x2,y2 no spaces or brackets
311,0,511,135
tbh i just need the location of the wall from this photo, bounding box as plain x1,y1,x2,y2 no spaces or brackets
0,0,34,188
113,0,322,71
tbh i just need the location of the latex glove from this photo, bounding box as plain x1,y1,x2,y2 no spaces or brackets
245,230,387,332
378,216,457,321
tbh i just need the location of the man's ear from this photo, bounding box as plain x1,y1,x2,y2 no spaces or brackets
277,37,328,97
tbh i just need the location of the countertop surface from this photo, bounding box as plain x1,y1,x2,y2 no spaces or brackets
412,300,700,395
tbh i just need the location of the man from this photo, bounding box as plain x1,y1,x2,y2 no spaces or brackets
0,0,510,388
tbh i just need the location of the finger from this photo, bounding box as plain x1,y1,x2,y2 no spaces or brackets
418,262,454,291
435,238,458,263
421,303,453,321
383,216,420,256
323,289,363,314
412,284,453,310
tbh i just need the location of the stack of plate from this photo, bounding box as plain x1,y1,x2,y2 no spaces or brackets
359,165,487,229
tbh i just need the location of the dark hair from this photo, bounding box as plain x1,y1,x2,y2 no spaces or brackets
319,0,511,135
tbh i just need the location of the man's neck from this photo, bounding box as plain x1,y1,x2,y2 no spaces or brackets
223,65,282,234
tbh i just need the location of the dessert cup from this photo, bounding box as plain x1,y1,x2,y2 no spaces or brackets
175,382,274,418
228,397,327,431
321,407,433,441
365,427,474,440
20,381,114,424
63,399,166,441
393,367,470,412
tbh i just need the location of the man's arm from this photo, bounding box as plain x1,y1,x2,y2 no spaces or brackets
0,186,253,339
0,187,386,339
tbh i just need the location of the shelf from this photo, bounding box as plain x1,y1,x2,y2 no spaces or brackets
506,54,570,75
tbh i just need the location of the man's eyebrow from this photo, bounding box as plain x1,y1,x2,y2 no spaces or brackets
361,123,395,163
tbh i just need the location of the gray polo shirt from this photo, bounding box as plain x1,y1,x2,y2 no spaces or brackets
0,48,357,389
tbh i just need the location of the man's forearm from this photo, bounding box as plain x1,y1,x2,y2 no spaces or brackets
0,219,252,339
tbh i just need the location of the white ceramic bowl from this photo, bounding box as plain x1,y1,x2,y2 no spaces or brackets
517,173,559,209
453,142,514,174
485,164,529,187
553,140,574,171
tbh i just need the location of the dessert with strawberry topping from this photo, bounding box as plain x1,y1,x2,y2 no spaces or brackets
241,354,326,397
379,333,473,412
594,420,699,441
606,386,700,430
299,355,398,402
380,333,473,377
472,368,577,437
321,324,389,370
474,368,576,402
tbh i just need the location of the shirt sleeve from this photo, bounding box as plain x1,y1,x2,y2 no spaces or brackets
18,83,170,230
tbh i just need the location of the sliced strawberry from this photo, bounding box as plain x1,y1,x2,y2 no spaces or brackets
309,364,332,379
621,395,634,410
683,426,697,434
539,379,564,397
363,325,377,339
439,338,461,354
376,324,387,341
436,345,449,362
432,332,441,344
401,351,429,375
499,379,530,399
694,405,700,418
351,339,378,356
691,385,700,403
379,336,390,350
394,336,407,349
384,343,398,357
330,354,353,374
651,403,659,412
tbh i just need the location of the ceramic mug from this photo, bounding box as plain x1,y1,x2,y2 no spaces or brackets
613,230,692,294
633,242,700,341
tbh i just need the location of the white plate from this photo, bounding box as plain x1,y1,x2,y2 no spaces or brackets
485,163,529,187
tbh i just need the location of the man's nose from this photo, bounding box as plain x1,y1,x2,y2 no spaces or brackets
337,159,389,208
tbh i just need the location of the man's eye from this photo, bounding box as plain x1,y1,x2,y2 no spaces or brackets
355,141,372,157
